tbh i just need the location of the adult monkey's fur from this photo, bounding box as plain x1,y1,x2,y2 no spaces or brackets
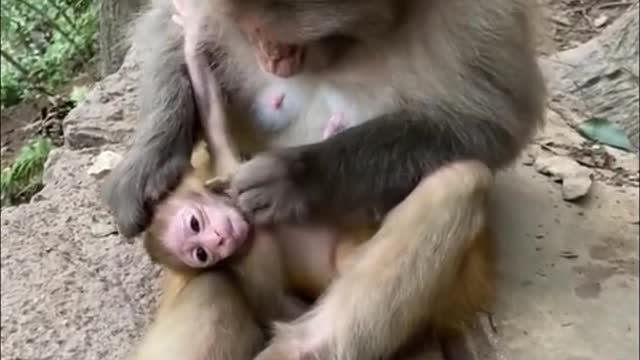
135,159,496,360
105,0,546,358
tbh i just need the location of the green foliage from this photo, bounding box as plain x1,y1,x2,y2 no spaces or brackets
0,71,23,106
69,85,89,105
0,0,98,107
1,137,53,206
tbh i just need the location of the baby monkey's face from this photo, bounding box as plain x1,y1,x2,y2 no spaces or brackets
161,191,250,269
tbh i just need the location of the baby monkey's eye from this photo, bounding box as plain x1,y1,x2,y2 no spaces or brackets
190,215,200,233
195,247,208,263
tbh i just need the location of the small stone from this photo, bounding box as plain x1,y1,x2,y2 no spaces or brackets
31,193,47,202
559,251,579,260
562,175,592,201
99,93,111,104
522,153,535,166
87,151,122,179
594,14,609,28
551,14,571,26
534,155,593,201
105,109,124,122
90,222,117,238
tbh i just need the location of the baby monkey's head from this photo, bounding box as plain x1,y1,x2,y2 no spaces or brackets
144,182,250,272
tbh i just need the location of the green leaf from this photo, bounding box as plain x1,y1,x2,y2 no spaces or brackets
70,85,89,105
0,0,97,107
1,137,53,206
577,117,635,152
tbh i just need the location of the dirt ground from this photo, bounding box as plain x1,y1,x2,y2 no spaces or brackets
538,0,633,53
1,74,95,168
0,0,633,169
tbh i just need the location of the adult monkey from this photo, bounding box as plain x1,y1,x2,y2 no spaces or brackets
104,0,546,359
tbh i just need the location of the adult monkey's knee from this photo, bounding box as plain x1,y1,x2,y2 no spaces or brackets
338,160,494,356
255,161,495,360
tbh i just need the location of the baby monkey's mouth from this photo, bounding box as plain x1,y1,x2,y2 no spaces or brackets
253,38,306,78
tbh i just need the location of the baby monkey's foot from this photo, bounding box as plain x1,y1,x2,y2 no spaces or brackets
254,341,319,360
254,317,330,360
254,336,329,360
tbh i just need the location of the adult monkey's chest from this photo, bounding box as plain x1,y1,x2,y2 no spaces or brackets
223,78,395,157
222,81,329,153
210,39,396,154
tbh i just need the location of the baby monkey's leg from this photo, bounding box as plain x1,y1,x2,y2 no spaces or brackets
134,271,264,360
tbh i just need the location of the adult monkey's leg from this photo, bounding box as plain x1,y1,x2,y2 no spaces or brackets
256,160,494,360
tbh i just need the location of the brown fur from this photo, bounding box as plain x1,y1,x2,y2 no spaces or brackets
138,49,495,358
138,152,495,360
134,270,265,360
143,171,210,274
126,0,545,357
143,144,307,324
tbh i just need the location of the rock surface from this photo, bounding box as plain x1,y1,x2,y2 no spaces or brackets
540,3,640,148
1,53,156,360
1,148,160,360
62,52,139,150
87,150,123,180
1,10,639,360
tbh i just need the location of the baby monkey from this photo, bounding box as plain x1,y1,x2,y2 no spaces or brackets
143,0,362,322
145,119,349,274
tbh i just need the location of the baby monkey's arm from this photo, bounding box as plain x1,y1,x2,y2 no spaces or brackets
203,110,345,193
172,0,306,323
172,0,240,177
